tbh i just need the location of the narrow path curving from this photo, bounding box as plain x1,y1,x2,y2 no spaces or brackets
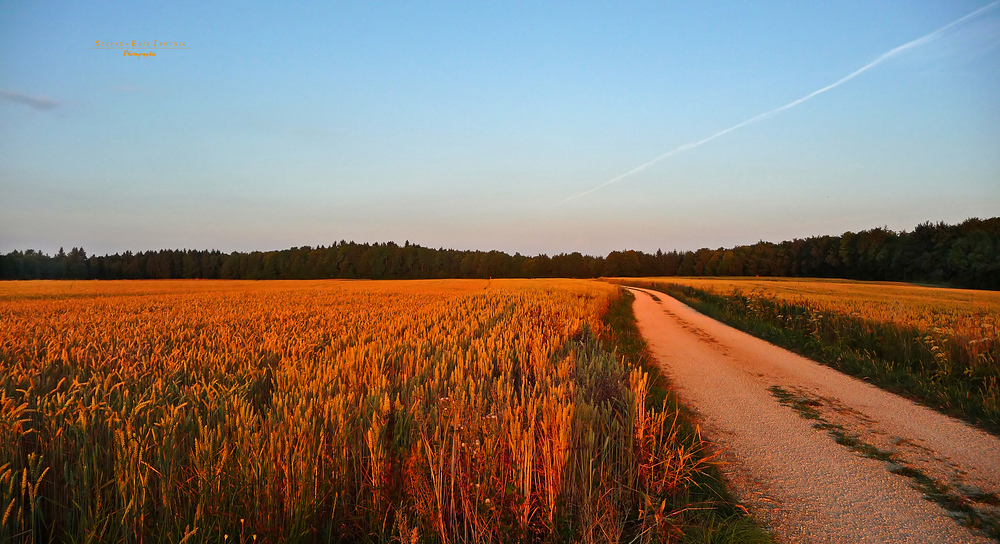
626,287,1000,544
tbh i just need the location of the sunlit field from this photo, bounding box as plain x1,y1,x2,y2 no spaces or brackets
618,277,1000,432
0,279,726,543
631,277,1000,331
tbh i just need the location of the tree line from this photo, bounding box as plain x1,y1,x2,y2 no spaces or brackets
2,217,997,289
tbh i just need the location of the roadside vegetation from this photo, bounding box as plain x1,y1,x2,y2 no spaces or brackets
616,278,1000,435
0,279,768,543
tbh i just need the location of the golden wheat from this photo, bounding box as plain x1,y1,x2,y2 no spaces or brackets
0,279,705,543
629,277,1000,333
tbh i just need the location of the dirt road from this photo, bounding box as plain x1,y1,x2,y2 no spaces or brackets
627,287,1000,543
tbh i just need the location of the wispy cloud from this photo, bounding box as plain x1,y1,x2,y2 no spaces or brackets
0,89,61,111
563,1,1000,203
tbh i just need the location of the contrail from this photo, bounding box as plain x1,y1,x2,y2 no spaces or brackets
563,1,1000,203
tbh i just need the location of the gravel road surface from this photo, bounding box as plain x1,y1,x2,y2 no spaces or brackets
627,287,1000,543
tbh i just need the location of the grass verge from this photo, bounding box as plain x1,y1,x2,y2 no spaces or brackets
601,288,774,543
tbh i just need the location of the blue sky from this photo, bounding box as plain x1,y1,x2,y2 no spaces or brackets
1,1,998,256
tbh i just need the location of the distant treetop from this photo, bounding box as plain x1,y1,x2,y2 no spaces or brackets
2,218,997,290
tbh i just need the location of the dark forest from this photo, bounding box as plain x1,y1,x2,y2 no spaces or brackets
3,218,998,290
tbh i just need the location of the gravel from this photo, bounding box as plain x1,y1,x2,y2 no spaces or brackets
627,287,1000,544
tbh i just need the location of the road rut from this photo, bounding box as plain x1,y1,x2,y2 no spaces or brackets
627,287,1000,543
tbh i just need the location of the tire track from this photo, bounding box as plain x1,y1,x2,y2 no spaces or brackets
626,287,1000,543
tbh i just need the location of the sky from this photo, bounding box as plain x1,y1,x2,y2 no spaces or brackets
1,1,998,257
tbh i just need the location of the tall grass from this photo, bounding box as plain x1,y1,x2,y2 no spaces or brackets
619,280,1000,434
0,279,739,542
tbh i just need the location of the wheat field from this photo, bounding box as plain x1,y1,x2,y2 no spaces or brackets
635,277,1000,331
0,279,709,543
633,277,1000,370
